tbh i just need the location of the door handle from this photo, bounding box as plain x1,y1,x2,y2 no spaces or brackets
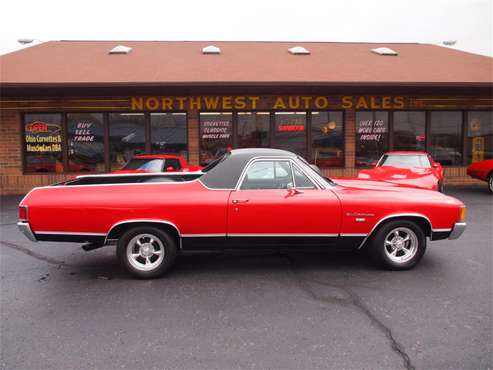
232,199,249,204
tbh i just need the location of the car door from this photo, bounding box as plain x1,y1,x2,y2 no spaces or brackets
227,159,341,248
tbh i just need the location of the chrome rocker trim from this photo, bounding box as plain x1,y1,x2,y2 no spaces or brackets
448,222,467,240
17,222,37,242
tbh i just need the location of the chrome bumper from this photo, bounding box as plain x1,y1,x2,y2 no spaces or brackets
17,222,37,242
448,222,467,240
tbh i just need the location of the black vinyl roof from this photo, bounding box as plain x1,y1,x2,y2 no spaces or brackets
200,148,297,189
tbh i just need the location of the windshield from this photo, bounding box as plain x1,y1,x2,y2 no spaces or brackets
378,155,431,168
122,158,164,171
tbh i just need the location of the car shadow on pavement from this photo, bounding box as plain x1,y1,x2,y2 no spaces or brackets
61,248,444,282
45,249,376,281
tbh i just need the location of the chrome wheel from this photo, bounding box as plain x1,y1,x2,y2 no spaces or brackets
489,175,493,193
126,233,165,272
384,227,418,264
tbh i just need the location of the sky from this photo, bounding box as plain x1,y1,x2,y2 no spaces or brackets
0,0,491,56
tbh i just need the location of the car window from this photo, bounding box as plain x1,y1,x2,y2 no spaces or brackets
293,164,316,189
240,160,293,190
164,158,181,170
379,155,431,168
123,158,164,171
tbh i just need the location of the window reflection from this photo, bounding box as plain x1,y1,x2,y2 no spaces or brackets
430,112,463,166
467,111,493,163
312,111,344,168
24,113,63,173
109,113,146,170
237,112,270,148
151,113,188,159
67,113,105,172
393,111,426,151
356,111,389,167
274,112,306,157
199,112,233,166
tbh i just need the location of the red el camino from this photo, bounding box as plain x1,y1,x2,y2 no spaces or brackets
113,154,202,174
18,149,466,278
467,159,493,193
356,152,444,191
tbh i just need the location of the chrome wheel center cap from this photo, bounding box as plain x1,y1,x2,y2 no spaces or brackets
394,238,404,249
140,244,152,257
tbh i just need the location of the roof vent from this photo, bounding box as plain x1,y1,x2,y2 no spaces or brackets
371,47,398,56
288,46,310,55
202,45,221,54
109,45,132,54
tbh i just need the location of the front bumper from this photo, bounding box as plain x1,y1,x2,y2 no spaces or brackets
448,222,467,240
17,222,37,242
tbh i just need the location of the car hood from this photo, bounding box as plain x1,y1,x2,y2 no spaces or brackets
333,178,420,191
354,166,440,190
357,166,435,180
332,179,463,207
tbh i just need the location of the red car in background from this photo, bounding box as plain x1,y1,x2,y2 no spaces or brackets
467,159,493,193
356,152,444,192
113,154,202,174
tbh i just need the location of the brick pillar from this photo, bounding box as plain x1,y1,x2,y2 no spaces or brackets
345,108,356,176
0,110,22,176
188,109,199,165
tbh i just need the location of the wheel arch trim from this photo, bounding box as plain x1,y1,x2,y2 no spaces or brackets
357,213,433,250
105,219,182,246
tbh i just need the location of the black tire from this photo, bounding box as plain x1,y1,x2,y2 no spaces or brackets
488,173,493,194
369,220,426,270
117,226,177,279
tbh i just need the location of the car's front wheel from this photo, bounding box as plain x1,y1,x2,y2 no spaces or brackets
117,226,177,278
488,173,493,194
369,220,426,270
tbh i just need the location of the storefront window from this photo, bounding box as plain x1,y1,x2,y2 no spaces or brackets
393,111,426,151
109,113,146,170
311,111,344,168
466,111,493,164
199,112,233,165
237,112,270,148
429,112,463,166
355,111,389,167
67,113,105,172
151,113,188,159
274,112,306,157
23,113,63,173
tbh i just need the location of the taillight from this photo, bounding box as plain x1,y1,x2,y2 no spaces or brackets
19,206,28,221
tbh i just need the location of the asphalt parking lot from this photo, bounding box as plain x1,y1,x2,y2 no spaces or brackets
0,186,492,370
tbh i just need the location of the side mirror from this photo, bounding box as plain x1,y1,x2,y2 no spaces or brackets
432,162,441,168
165,166,175,172
370,161,378,167
309,164,321,174
287,182,302,195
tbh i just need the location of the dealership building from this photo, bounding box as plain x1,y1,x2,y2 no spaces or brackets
0,40,492,195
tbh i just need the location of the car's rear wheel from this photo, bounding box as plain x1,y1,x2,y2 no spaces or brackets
488,173,493,194
369,220,426,270
117,226,177,278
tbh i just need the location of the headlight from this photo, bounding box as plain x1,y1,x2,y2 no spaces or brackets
459,206,467,222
